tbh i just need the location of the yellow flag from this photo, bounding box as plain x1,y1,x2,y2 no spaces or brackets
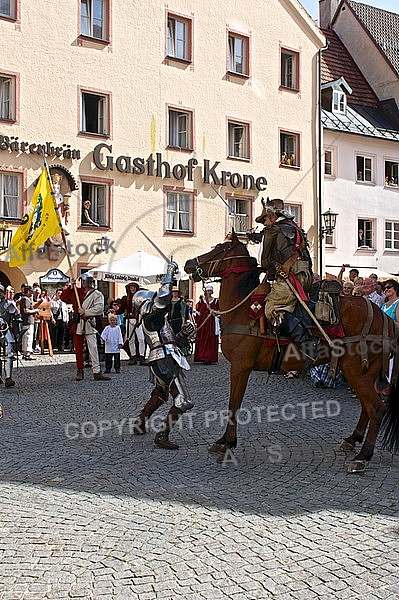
9,166,61,268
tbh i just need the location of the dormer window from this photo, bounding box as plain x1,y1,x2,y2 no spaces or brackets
332,90,347,114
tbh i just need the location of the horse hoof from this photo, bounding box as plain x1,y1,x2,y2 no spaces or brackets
347,460,367,474
208,443,225,454
340,440,355,453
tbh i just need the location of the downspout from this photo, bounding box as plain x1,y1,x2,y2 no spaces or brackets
318,40,329,277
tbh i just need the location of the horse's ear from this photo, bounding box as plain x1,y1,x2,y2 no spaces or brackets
230,228,240,243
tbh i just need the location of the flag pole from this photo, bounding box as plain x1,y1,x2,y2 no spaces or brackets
44,161,81,309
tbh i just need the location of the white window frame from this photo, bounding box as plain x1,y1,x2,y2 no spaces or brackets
228,197,251,235
356,155,373,183
357,218,374,249
81,91,108,135
385,221,399,251
81,181,109,227
280,131,299,167
228,33,249,76
384,160,399,187
0,74,15,121
280,49,299,90
284,203,302,227
166,191,193,233
228,120,250,160
0,0,15,19
168,108,192,150
324,149,334,177
81,0,107,41
167,14,191,61
0,171,21,219
332,90,347,114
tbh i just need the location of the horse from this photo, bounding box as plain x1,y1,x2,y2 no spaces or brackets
185,231,399,473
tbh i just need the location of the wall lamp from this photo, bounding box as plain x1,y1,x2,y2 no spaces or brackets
0,222,13,251
321,208,338,239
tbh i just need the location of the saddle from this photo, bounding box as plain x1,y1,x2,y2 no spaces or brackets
247,277,343,339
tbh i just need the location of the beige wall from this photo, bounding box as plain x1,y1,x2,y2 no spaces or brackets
0,0,324,298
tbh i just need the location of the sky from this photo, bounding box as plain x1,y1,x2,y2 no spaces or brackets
300,0,399,23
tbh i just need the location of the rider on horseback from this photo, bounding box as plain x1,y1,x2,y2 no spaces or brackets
247,197,319,366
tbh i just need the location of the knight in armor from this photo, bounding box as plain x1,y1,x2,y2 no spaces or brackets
247,197,318,366
0,284,23,387
133,261,194,449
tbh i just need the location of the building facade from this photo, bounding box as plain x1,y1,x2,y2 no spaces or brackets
0,0,324,298
320,0,399,278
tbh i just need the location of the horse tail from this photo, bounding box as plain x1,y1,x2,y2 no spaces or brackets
381,382,399,454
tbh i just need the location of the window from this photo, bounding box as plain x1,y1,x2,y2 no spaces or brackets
168,108,192,150
356,155,373,182
280,49,299,90
81,181,109,227
228,33,249,76
228,120,250,160
228,197,250,235
167,14,192,61
324,149,333,176
166,191,193,233
81,0,108,40
81,91,109,135
0,74,15,121
385,161,399,187
280,132,299,167
358,219,374,249
332,90,346,114
0,172,21,219
284,203,302,227
0,0,15,19
385,222,399,250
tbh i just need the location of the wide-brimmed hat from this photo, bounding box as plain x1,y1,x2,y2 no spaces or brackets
255,197,285,223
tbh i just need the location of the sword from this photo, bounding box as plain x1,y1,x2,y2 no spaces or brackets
283,275,334,347
136,226,173,265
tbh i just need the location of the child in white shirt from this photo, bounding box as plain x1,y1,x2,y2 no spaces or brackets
101,314,123,373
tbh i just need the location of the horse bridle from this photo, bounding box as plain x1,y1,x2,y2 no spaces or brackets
192,242,254,282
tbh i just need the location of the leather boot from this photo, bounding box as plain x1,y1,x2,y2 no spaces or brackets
279,311,319,369
138,356,147,365
133,389,166,434
75,369,84,381
128,357,137,365
154,405,183,449
93,371,111,381
5,377,15,388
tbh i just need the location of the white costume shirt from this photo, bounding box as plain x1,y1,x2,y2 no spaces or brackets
101,325,123,353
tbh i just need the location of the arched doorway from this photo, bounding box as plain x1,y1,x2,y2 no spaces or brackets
0,271,11,290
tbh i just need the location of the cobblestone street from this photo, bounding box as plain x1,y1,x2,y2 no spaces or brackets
0,352,398,599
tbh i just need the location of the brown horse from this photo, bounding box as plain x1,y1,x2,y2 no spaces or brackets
185,231,399,473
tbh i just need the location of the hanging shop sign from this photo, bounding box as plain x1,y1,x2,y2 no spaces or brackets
0,135,81,159
39,268,70,285
92,143,267,191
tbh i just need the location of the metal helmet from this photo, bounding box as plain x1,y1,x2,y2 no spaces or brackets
79,272,96,287
132,290,154,310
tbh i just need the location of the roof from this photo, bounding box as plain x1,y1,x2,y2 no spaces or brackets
321,28,399,140
321,29,378,108
347,0,399,76
321,105,399,142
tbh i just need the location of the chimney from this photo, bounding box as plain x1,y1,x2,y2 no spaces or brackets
319,0,341,29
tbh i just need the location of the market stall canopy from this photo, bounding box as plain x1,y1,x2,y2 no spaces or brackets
325,266,399,281
88,251,187,285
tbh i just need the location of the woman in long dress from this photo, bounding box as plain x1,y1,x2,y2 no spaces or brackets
194,285,219,364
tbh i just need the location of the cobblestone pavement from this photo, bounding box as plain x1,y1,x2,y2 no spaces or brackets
0,351,398,600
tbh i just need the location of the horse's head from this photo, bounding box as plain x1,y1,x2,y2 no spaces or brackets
184,230,257,282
